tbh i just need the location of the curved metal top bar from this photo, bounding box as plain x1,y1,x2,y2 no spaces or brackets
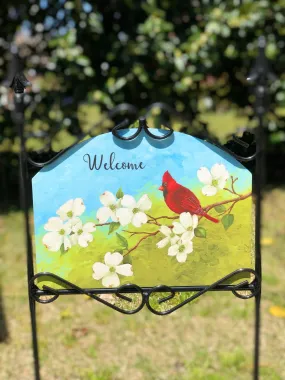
26,100,256,168
112,116,173,141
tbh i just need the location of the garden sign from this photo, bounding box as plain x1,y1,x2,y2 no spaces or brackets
32,129,254,290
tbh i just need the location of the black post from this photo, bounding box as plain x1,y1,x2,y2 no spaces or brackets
11,73,41,380
247,36,276,380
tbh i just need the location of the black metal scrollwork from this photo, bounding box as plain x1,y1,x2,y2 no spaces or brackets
29,268,260,316
112,116,173,141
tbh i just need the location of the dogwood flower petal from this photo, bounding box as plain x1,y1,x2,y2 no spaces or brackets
211,163,229,180
57,199,73,217
100,191,116,206
121,195,136,209
137,194,152,211
83,222,96,233
70,234,78,246
102,273,120,287
72,198,85,216
160,225,172,237
115,264,133,277
192,215,199,229
104,252,123,267
202,185,218,196
92,262,110,280
64,236,72,251
168,244,179,256
132,211,147,227
44,217,64,232
42,232,63,252
173,222,185,235
116,208,133,226
176,252,188,263
97,207,113,223
170,235,180,245
181,230,195,241
197,167,212,185
217,177,228,189
183,240,193,254
156,237,170,248
72,220,83,233
78,233,93,247
180,212,192,229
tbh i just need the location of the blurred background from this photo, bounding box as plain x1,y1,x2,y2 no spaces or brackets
0,1,285,379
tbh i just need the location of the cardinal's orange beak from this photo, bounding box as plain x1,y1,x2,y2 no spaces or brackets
158,185,163,191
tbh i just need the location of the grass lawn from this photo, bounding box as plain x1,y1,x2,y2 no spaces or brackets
0,110,285,380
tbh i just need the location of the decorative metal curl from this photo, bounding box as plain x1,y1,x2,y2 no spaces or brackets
146,268,260,315
112,116,173,141
30,268,259,316
29,272,145,315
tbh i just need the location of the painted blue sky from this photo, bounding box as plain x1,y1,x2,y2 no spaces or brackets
32,130,251,234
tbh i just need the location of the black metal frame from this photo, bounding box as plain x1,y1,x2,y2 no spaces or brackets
10,36,275,380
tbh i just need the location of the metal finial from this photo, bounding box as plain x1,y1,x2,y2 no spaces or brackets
247,36,276,84
10,72,31,94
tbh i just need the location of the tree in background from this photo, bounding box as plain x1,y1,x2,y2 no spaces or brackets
0,0,285,162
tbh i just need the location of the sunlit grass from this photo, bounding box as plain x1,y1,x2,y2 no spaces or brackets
0,111,284,379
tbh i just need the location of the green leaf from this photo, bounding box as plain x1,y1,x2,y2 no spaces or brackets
108,222,120,235
214,205,226,213
222,214,234,230
124,255,132,265
194,226,207,238
116,233,128,249
116,187,124,199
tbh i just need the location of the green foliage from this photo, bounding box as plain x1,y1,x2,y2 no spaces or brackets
194,226,207,238
1,0,285,155
214,205,227,213
116,187,124,199
108,222,120,235
221,214,234,230
116,232,128,250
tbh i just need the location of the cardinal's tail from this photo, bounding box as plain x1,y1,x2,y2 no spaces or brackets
202,212,219,224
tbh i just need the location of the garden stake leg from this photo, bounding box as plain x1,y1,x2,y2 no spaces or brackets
12,74,41,380
248,36,276,380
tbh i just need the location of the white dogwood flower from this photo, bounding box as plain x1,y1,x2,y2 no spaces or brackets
42,217,72,252
156,225,179,248
116,194,152,227
172,212,198,241
96,191,120,223
197,163,229,196
92,252,133,287
56,198,85,225
168,235,193,263
71,221,96,248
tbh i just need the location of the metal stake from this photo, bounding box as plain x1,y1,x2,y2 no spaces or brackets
11,73,41,380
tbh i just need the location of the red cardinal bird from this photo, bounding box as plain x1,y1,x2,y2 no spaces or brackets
159,171,219,223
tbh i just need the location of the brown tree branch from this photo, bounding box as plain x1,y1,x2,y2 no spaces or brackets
203,192,252,214
95,222,111,227
223,176,241,196
124,230,159,256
